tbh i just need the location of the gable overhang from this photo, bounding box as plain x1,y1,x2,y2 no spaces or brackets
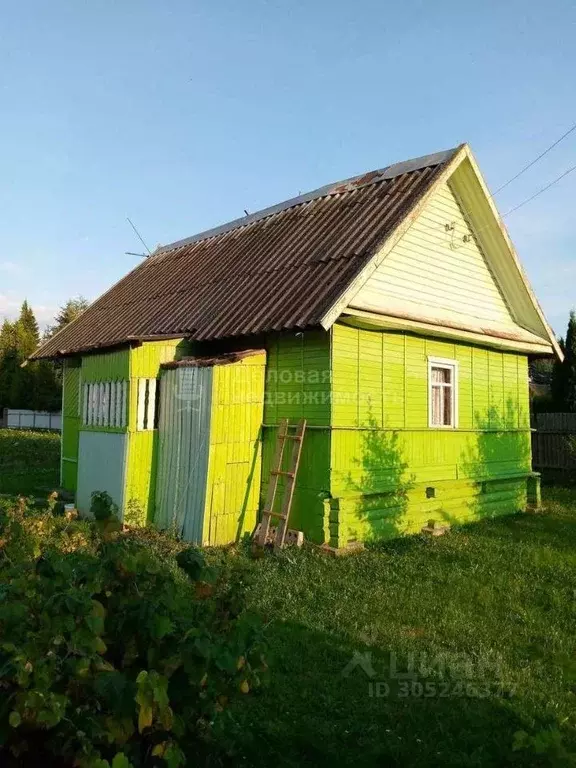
341,309,554,355
320,144,561,360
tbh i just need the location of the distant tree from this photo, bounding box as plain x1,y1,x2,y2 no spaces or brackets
0,301,62,412
0,320,19,409
564,311,576,412
18,299,40,354
45,296,89,339
529,357,554,384
550,336,566,408
33,360,62,411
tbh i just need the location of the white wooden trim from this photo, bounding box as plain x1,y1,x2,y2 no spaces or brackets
458,147,562,360
88,383,95,426
322,143,560,362
83,383,89,425
103,383,110,426
340,309,554,355
114,382,121,427
121,381,128,427
428,356,459,429
97,383,104,426
109,382,117,427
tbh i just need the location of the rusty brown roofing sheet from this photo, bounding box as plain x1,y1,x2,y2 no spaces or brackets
32,147,459,359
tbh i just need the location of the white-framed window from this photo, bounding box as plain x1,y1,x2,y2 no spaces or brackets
136,378,160,431
428,357,458,428
82,381,128,428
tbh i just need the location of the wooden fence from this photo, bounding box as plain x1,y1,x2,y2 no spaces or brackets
531,413,576,471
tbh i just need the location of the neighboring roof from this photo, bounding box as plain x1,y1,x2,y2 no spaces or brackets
31,147,459,359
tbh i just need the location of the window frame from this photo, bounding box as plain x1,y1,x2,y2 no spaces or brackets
82,380,128,429
427,356,459,429
136,377,161,431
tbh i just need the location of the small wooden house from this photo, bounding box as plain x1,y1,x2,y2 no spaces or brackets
32,144,560,550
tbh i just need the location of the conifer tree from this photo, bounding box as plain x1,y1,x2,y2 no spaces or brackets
550,336,566,409
563,311,576,412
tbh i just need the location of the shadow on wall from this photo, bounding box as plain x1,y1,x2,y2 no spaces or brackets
234,428,262,543
342,399,530,542
343,413,415,542
442,399,531,527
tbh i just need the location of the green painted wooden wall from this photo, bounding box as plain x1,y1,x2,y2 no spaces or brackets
81,349,130,384
60,323,535,549
203,352,266,545
60,340,190,517
124,339,190,525
262,331,332,543
328,322,532,547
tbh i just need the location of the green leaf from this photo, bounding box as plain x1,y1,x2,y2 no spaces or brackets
164,742,186,768
153,615,174,640
112,754,134,768
135,670,148,684
9,711,21,727
512,730,530,752
138,704,153,733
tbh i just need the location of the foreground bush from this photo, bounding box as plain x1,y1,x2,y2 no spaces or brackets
0,497,267,767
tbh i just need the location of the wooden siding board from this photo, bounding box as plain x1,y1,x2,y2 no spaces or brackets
329,323,532,547
204,353,266,545
349,179,529,336
82,349,130,382
262,331,331,544
123,340,189,523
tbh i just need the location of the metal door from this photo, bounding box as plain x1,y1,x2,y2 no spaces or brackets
155,366,213,542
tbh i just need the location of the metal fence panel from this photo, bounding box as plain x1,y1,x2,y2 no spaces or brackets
2,409,62,431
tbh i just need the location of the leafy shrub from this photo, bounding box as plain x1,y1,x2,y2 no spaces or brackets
90,490,118,521
0,499,267,766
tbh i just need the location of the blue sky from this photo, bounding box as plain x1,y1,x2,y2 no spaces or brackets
1,0,574,335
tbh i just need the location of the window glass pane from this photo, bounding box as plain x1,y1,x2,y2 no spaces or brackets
432,366,451,384
443,386,452,425
431,385,442,425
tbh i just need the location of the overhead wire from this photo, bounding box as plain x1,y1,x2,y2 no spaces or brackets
492,120,576,195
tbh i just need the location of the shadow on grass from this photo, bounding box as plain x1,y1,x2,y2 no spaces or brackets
455,499,576,555
228,619,551,768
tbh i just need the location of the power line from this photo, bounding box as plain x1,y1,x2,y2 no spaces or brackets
493,120,576,195
502,161,576,217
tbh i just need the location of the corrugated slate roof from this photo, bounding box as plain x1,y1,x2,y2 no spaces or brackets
32,147,459,359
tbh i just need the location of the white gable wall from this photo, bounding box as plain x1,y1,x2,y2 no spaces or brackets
348,180,523,336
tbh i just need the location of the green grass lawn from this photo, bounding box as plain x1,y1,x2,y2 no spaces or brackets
0,428,60,496
220,490,576,767
1,430,575,764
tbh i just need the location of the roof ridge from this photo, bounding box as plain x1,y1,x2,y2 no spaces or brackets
155,146,460,255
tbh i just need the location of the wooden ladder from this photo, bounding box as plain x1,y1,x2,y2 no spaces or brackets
256,418,306,549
